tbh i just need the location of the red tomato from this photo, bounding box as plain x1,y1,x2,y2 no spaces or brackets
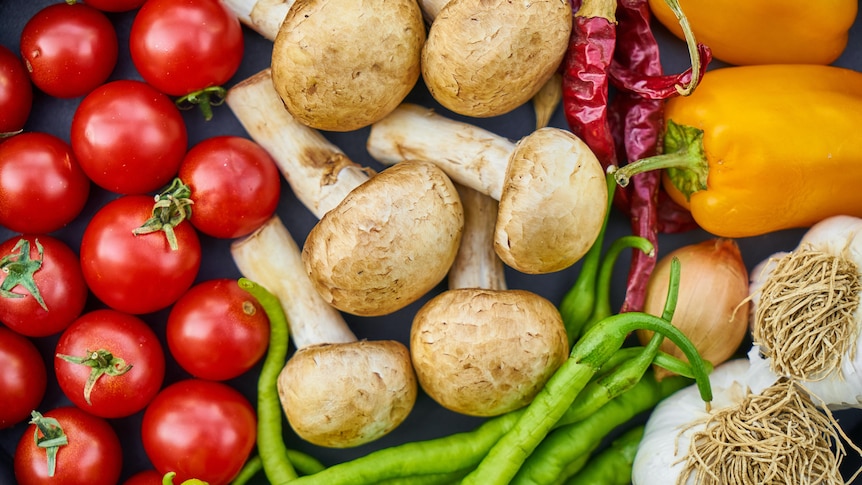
130,0,243,96
121,470,162,485
0,327,47,429
55,309,165,419
0,235,88,337
14,406,122,485
0,132,91,233
84,0,147,13
19,2,118,99
179,136,281,238
71,80,188,194
141,379,256,485
167,278,270,380
79,195,201,314
0,45,33,135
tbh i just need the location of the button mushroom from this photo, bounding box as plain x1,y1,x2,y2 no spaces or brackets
411,185,570,416
270,0,426,131
367,103,608,275
421,0,572,117
227,71,464,317
231,215,417,448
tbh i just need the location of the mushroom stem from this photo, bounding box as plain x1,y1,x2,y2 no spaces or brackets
367,103,513,199
231,216,355,349
231,216,417,448
221,0,291,41
448,184,507,291
226,69,372,219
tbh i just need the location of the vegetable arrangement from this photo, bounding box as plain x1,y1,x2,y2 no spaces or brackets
1,1,862,485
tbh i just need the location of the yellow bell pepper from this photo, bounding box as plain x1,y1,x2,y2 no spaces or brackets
614,64,862,238
648,0,857,65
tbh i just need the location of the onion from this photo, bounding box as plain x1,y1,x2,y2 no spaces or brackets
637,238,750,378
633,359,858,485
748,215,862,409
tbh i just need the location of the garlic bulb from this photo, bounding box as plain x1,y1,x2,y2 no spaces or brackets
748,215,862,409
633,358,851,485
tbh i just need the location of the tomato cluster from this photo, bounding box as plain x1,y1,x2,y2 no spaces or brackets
0,2,281,484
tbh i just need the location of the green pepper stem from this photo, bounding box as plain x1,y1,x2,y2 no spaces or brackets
662,0,702,96
613,120,708,201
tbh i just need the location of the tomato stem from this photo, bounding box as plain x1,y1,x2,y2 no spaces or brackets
176,86,227,122
133,178,194,251
56,348,132,405
29,411,68,477
0,238,48,311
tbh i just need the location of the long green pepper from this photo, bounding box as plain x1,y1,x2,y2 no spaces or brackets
237,278,299,482
564,425,645,485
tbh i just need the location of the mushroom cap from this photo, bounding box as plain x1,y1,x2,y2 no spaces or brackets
410,288,569,417
272,0,426,132
495,127,608,274
278,340,417,448
421,0,572,118
302,160,464,316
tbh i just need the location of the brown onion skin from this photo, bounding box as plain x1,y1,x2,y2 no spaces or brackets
637,238,750,379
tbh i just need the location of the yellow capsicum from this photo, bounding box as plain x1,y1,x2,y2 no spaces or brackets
648,0,857,65
614,64,862,238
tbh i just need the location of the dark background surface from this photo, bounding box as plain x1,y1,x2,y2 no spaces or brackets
1,0,862,483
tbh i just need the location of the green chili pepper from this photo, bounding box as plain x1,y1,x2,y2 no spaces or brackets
564,425,645,485
237,278,299,482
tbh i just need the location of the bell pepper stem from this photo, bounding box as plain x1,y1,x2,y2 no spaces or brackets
613,119,708,200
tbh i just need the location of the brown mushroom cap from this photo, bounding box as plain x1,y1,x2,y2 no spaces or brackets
272,0,426,131
302,160,464,316
278,340,417,448
495,127,608,274
411,288,569,416
421,0,572,117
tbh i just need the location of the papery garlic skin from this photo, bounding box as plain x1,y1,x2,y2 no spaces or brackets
747,215,862,409
632,359,777,485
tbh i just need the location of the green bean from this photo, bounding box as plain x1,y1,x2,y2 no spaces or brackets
287,448,326,475
237,278,299,482
559,171,617,344
376,468,472,485
564,425,645,485
461,269,712,484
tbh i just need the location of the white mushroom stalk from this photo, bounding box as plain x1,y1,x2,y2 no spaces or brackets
747,215,862,409
410,185,569,416
367,103,608,274
633,358,860,485
231,216,417,448
227,71,464,318
220,0,290,40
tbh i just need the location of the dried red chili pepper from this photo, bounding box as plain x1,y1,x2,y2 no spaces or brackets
561,0,619,175
608,0,707,313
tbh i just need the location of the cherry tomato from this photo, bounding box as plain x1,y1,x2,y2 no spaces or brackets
14,406,122,485
80,195,201,314
121,470,162,485
0,45,33,135
130,0,243,113
167,278,270,380
141,379,256,485
0,235,88,337
71,80,188,194
0,327,47,429
55,309,165,419
0,132,91,233
84,0,147,13
179,136,281,238
19,2,118,99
